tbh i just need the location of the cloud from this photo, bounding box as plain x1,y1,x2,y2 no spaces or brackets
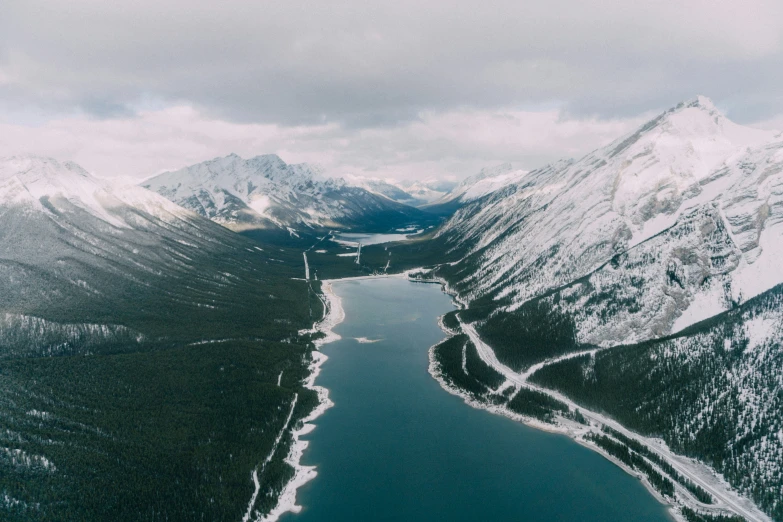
0,104,651,181
1,0,782,126
1,1,782,181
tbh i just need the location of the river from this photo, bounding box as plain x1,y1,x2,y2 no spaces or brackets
281,277,672,522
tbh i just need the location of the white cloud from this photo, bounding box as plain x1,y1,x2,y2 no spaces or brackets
1,1,782,177
0,105,650,181
1,0,782,124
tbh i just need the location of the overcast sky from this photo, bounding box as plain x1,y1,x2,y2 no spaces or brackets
1,0,782,181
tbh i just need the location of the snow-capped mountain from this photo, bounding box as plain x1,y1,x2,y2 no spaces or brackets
0,155,261,326
143,154,426,233
0,155,193,228
0,155,323,520
347,176,458,207
439,96,783,346
430,163,529,207
426,96,783,520
345,176,423,206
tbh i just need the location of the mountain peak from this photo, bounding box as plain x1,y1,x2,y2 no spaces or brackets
470,163,514,183
605,94,773,164
143,153,423,231
248,153,285,165
0,155,92,183
685,94,719,113
661,95,727,131
0,155,190,229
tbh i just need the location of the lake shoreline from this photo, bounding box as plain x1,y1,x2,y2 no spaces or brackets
257,281,346,522
426,314,680,521
263,271,764,522
421,271,769,522
257,272,420,521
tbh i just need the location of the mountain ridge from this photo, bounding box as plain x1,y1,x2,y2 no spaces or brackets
408,95,783,520
437,95,781,339
143,153,428,233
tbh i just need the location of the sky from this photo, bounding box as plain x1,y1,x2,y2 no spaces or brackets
1,0,782,181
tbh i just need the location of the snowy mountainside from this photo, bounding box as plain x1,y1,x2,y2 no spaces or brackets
144,154,426,232
427,163,529,207
344,176,423,206
400,179,458,205
509,203,743,348
439,96,782,345
0,155,193,228
531,283,783,520
0,156,324,520
426,96,783,521
0,155,304,353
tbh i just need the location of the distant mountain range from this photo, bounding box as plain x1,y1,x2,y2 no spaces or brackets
347,177,458,207
143,154,430,234
142,152,535,236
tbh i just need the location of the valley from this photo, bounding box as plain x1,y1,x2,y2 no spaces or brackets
278,277,672,522
1,95,782,522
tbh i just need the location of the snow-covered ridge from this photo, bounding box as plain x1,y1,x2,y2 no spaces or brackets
344,175,457,207
0,154,257,322
439,96,783,344
428,163,529,206
144,154,422,231
0,155,192,229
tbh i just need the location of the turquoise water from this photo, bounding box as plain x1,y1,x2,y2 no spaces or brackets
282,278,672,522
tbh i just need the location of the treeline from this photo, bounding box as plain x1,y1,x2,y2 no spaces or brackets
433,327,580,425
602,427,713,504
0,340,320,522
681,507,746,522
586,433,675,498
441,311,461,332
506,388,569,422
475,297,582,372
432,334,504,400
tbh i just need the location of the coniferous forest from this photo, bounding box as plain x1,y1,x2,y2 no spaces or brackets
0,221,324,521
531,285,783,520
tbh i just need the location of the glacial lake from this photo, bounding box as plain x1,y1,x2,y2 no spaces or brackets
332,231,421,246
281,278,672,522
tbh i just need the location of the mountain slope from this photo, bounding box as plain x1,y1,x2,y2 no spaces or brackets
143,154,427,233
411,96,783,521
345,176,424,206
0,156,322,521
439,96,782,345
531,283,783,521
423,163,529,215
